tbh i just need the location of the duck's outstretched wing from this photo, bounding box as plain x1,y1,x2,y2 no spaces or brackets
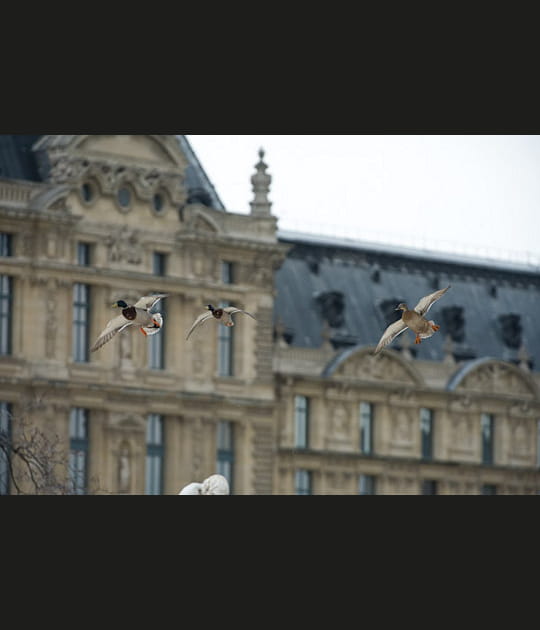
133,294,169,311
373,319,408,355
186,312,214,341
414,286,451,316
91,315,133,353
223,307,256,320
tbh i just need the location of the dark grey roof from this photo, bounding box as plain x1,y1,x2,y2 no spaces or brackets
274,231,540,370
0,135,41,181
0,135,225,211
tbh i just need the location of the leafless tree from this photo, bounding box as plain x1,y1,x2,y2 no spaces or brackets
0,398,104,495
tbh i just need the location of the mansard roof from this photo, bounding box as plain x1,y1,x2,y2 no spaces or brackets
274,230,540,370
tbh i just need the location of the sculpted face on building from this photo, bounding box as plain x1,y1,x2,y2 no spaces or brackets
0,134,539,495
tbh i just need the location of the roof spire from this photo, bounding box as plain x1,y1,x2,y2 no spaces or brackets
250,147,272,216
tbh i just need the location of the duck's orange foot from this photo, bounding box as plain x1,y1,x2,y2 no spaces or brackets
140,327,148,337
415,335,422,344
431,324,440,332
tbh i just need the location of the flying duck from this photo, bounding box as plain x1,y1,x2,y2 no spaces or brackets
186,304,256,341
374,286,451,355
90,294,169,353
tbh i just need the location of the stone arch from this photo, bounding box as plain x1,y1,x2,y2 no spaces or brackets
28,184,71,211
322,345,424,387
447,357,538,399
185,207,221,235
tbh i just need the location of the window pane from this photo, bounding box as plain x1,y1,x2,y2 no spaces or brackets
77,243,91,266
222,262,234,284
69,408,89,494
422,480,437,495
481,484,497,495
217,421,234,493
360,403,373,454
153,252,167,276
420,408,433,460
359,474,376,495
294,396,309,449
218,301,233,377
0,233,12,257
481,414,494,465
148,299,165,370
0,275,13,356
295,470,312,495
73,283,90,363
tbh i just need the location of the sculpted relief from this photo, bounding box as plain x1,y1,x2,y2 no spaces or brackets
334,352,417,385
460,363,534,397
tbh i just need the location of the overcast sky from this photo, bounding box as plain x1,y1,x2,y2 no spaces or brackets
187,135,540,267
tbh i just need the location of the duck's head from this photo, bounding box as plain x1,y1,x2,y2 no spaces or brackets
206,304,215,312
113,300,129,309
395,303,408,312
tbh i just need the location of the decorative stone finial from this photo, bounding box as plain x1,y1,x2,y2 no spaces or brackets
517,343,531,372
250,147,272,216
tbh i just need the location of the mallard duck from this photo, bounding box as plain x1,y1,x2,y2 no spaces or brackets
186,304,256,341
90,294,169,353
374,286,451,355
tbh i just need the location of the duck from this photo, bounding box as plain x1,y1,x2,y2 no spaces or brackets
186,304,256,341
90,294,169,353
374,286,451,355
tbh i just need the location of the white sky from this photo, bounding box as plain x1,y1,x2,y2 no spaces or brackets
187,135,540,266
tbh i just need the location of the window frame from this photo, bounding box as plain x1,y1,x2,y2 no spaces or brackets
146,414,165,495
217,421,235,493
420,408,434,460
360,402,374,455
217,300,234,377
72,283,91,363
295,469,312,495
294,395,310,449
69,408,89,495
0,275,13,356
481,413,495,466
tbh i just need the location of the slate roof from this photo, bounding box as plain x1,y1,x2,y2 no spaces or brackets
0,135,225,211
274,230,540,370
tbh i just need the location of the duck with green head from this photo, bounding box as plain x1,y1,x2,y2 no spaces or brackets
186,304,256,341
91,294,169,353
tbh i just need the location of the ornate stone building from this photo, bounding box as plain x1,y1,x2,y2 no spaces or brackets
0,134,539,494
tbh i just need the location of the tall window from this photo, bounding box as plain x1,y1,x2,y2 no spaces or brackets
422,480,438,495
481,413,495,465
0,402,12,496
148,296,165,370
0,275,13,356
221,261,234,285
294,395,309,449
77,242,92,266
153,252,167,277
218,301,234,377
0,233,12,257
146,414,164,495
360,402,373,455
217,421,234,493
73,283,90,363
359,474,376,495
295,470,312,495
69,408,89,495
420,408,434,460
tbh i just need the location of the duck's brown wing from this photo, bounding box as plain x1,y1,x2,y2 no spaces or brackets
133,294,169,311
222,307,256,320
414,286,451,317
91,315,133,352
186,312,215,341
373,319,408,355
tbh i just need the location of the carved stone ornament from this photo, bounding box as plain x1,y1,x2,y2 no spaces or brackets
105,226,143,265
460,363,533,397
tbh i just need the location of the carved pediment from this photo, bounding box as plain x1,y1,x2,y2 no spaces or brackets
106,412,145,432
33,135,188,205
452,360,537,398
325,348,422,386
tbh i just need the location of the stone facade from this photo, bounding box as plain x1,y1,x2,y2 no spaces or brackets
1,134,539,494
